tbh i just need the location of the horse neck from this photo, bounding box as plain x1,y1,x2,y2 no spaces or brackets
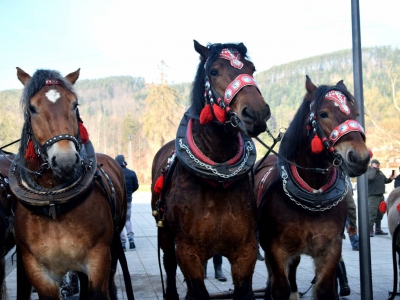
294,151,335,190
191,120,240,163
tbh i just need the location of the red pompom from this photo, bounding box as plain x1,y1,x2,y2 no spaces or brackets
397,203,400,213
369,148,373,159
24,139,37,163
154,175,165,193
213,104,227,123
200,104,213,124
379,201,387,214
79,122,89,144
311,135,324,154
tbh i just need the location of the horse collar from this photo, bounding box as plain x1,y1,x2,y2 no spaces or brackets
278,158,348,211
8,140,97,219
175,113,256,184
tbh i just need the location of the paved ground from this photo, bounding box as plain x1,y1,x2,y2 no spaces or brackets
4,191,400,299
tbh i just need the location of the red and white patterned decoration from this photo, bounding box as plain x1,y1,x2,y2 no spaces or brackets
325,90,350,115
224,74,259,105
329,119,365,146
219,48,243,69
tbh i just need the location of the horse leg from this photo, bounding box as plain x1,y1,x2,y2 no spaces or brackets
16,247,32,300
175,244,208,300
159,228,179,300
313,245,341,300
0,257,7,300
86,248,112,300
20,253,60,299
229,241,257,300
287,255,301,300
265,245,291,300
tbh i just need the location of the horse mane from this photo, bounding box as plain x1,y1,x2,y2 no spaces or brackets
17,69,76,164
280,83,357,160
190,42,249,116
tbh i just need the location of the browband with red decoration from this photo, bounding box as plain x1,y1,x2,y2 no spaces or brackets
45,79,62,86
219,48,243,69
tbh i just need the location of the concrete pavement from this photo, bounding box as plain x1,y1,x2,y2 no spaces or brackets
5,191,399,299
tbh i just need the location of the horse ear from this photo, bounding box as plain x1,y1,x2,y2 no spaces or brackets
305,75,317,94
65,68,80,85
336,80,347,91
16,67,31,86
194,40,209,59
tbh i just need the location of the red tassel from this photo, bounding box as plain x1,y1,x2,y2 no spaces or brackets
213,104,227,123
200,104,213,124
397,203,400,213
154,175,165,193
24,139,37,163
379,201,387,214
369,148,373,158
79,122,89,144
311,135,324,154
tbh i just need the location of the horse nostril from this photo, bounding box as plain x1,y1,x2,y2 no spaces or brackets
75,153,80,165
242,107,253,120
264,105,271,121
51,156,58,168
348,151,356,163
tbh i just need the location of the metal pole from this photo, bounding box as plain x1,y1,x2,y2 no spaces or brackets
351,1,373,299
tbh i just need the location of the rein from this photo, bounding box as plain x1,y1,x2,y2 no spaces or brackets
253,135,341,175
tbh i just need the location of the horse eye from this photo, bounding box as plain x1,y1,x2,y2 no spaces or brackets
319,112,329,118
73,102,79,110
210,69,219,77
29,105,37,114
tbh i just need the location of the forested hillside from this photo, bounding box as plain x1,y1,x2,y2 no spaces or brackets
0,46,399,183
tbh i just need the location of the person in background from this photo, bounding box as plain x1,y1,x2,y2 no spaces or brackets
394,167,400,189
115,154,139,250
205,254,227,282
367,159,394,237
346,178,359,251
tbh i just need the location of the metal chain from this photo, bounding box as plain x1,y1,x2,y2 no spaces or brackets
280,166,348,212
178,139,253,179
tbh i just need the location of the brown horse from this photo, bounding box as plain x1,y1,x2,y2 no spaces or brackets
151,40,270,300
9,68,126,299
254,76,369,300
0,154,15,299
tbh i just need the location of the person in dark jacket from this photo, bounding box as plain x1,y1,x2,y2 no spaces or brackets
367,159,394,237
115,154,139,250
394,167,400,189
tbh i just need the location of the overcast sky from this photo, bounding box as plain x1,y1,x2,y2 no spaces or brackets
0,0,399,91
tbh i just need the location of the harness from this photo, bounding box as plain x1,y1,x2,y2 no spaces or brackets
175,113,256,184
9,141,96,219
0,169,14,257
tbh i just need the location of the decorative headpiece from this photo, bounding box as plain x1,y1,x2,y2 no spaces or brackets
325,91,350,115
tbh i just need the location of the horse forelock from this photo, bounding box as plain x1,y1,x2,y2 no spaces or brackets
17,69,77,165
190,42,249,116
21,69,76,117
280,83,357,160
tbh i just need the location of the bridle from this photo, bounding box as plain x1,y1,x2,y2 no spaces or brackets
306,91,365,159
5,79,85,178
203,48,262,127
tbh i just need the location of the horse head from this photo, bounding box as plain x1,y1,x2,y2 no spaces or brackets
304,76,370,176
16,68,85,182
192,40,270,137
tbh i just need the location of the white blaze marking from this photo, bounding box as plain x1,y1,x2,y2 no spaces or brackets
45,89,61,103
